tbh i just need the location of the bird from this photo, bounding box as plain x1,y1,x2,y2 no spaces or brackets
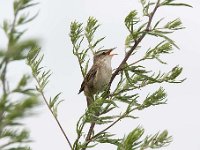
78,48,116,107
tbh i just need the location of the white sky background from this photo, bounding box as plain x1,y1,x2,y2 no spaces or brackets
0,0,200,150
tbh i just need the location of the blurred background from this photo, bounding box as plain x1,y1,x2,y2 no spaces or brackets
0,0,200,149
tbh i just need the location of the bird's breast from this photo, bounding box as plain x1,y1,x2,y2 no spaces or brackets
94,65,112,92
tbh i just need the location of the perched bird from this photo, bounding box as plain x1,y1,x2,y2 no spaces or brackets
79,48,116,107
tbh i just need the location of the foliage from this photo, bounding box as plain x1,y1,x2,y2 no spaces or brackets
118,127,172,150
1,0,189,150
68,0,190,150
26,47,73,149
0,0,39,149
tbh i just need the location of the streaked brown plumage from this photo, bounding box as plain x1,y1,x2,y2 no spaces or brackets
79,48,116,107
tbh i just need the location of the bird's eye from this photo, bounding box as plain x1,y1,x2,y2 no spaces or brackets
102,52,106,55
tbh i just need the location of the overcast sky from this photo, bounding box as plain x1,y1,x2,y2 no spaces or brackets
1,0,200,150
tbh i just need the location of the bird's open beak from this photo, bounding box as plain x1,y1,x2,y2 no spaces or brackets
107,47,117,56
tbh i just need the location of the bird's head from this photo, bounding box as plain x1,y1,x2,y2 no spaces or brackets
93,48,117,64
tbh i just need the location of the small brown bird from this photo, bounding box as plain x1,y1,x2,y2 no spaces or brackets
79,48,116,107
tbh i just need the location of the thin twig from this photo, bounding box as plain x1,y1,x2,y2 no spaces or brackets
81,1,161,149
108,0,160,89
82,0,160,150
0,8,19,95
85,112,129,145
127,58,146,68
81,118,95,150
86,122,95,141
1,62,8,94
73,47,85,77
33,75,73,150
88,107,139,144
73,115,86,149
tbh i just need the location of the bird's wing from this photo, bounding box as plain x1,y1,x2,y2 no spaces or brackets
78,65,99,94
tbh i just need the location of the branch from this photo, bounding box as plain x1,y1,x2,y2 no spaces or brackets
1,62,8,94
73,116,86,149
86,122,95,141
108,0,161,89
0,6,19,95
81,1,161,149
33,75,73,150
85,105,139,145
82,115,124,149
73,45,86,78
81,117,96,150
91,113,126,140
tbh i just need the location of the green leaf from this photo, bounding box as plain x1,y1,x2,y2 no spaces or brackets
153,18,165,29
19,2,40,11
84,17,105,54
163,65,185,83
145,41,173,62
85,17,100,44
140,87,167,109
92,37,105,48
97,133,121,146
5,96,39,124
17,12,39,26
8,39,39,60
164,18,184,30
70,21,83,45
140,0,146,6
2,20,10,34
148,31,179,49
142,2,155,16
125,10,139,33
140,130,172,149
17,75,30,88
118,127,144,150
49,93,61,108
161,1,192,8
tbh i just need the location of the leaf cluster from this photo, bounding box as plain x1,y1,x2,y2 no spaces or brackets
0,0,38,62
70,17,105,77
70,0,190,150
26,45,73,148
0,0,40,149
27,47,64,118
118,127,172,150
